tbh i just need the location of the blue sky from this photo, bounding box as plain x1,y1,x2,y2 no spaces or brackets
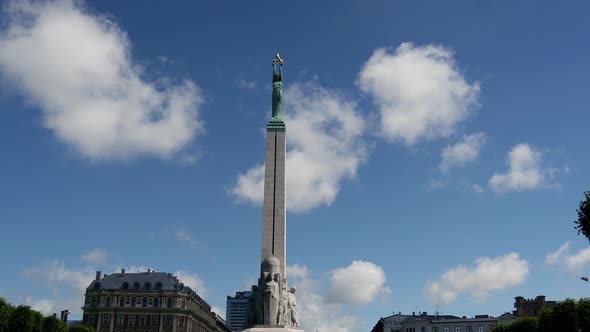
0,1,589,331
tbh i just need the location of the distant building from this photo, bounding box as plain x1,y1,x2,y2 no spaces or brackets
380,312,497,332
226,290,252,330
513,295,557,317
81,269,232,332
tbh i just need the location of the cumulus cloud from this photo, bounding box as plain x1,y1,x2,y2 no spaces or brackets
489,144,547,193
425,253,529,305
235,77,257,90
175,229,199,247
287,264,360,332
545,242,590,274
174,270,207,299
22,260,95,292
0,0,203,160
81,249,107,265
231,81,368,212
211,305,226,320
358,43,480,146
325,260,390,305
439,133,487,173
25,296,56,315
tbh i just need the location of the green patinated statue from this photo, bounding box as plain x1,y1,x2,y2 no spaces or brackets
271,54,284,121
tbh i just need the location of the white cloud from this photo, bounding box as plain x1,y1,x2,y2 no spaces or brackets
287,264,360,332
0,0,203,160
174,270,207,299
81,249,107,265
231,81,368,212
25,296,56,315
545,241,571,265
22,260,95,292
545,242,590,274
425,252,529,305
358,43,480,145
325,260,390,305
235,77,257,90
489,144,547,193
439,133,487,173
468,183,485,194
175,230,199,247
211,305,226,320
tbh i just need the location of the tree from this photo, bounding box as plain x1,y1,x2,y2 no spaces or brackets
574,191,590,243
8,305,34,332
537,308,552,332
0,298,14,332
491,324,511,332
578,298,590,332
42,315,67,332
68,325,96,332
550,299,578,332
511,317,538,332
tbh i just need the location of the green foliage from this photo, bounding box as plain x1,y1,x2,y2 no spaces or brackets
68,325,95,332
537,308,552,332
0,298,14,332
510,317,538,332
9,305,34,332
577,298,590,332
551,298,578,332
491,324,511,332
42,315,67,332
574,191,590,243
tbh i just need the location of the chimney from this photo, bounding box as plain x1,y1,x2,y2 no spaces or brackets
121,269,125,275
412,312,415,316
423,312,428,316
148,269,151,273
95,271,101,280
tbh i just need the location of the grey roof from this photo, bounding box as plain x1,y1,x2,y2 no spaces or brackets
88,271,184,291
431,317,496,324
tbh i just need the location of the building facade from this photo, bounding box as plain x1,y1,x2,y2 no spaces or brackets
380,312,497,332
81,270,231,332
513,295,557,317
225,290,252,330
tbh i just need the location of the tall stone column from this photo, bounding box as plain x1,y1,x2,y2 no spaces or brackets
261,125,286,278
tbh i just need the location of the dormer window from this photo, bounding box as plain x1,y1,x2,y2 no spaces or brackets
122,282,129,290
94,282,101,290
179,283,184,291
155,282,162,290
133,282,140,290
144,282,151,290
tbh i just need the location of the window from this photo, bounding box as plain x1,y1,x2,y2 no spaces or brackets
116,315,124,326
140,315,146,326
164,315,172,327
144,282,151,290
142,297,148,307
155,282,162,290
443,328,450,332
129,315,136,327
105,296,111,307
90,296,96,307
455,327,461,332
133,282,140,290
119,296,125,307
467,327,473,332
181,298,186,308
101,314,111,327
179,316,184,327
94,282,100,290
179,283,184,291
148,297,153,305
421,327,425,332
432,328,438,332
131,297,136,307
122,282,129,289
151,315,158,326
126,297,130,305
88,315,95,326
167,297,173,308
153,297,159,307
477,326,484,332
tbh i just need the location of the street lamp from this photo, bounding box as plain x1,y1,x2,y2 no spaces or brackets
581,276,589,282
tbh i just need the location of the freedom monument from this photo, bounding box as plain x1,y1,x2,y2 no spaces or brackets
242,55,303,332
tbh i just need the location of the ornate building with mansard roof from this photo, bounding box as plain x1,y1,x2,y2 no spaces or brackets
82,269,231,332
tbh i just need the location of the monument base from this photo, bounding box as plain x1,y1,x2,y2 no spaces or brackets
241,326,304,332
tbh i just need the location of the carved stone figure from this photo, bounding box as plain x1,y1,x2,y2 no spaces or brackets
277,278,288,325
287,287,299,327
263,273,279,325
246,285,258,326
